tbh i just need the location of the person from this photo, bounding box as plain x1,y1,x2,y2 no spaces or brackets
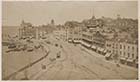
116,60,120,67
60,45,63,48
116,63,120,67
41,64,46,69
57,51,61,58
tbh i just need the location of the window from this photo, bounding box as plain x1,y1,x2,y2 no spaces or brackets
128,53,130,57
132,46,134,50
107,43,111,47
74,31,78,34
120,51,122,55
116,51,118,54
136,55,138,59
124,52,125,57
128,46,130,51
112,44,114,48
132,54,134,58
124,45,125,50
107,44,109,47
120,44,122,49
113,50,115,53
116,44,118,49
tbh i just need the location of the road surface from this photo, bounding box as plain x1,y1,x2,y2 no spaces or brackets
30,34,138,80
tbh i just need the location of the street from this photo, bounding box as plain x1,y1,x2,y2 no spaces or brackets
29,33,138,80
2,33,138,80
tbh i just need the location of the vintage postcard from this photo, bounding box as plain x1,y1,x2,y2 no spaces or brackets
2,0,138,80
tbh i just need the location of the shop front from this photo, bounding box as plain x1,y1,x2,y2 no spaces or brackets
73,39,81,44
97,47,104,55
91,45,96,51
103,49,107,55
81,41,91,49
126,58,135,67
120,57,127,64
105,52,112,60
135,61,138,68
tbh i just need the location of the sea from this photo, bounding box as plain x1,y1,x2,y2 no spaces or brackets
2,26,20,40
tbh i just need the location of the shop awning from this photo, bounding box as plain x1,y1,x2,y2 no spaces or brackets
68,39,73,42
79,40,83,44
97,47,104,52
120,57,126,60
126,58,134,62
97,47,101,51
105,53,112,57
100,48,104,52
81,41,91,47
73,40,80,43
91,45,96,49
103,49,107,53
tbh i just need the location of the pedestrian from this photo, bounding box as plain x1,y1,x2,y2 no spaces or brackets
60,45,63,48
57,51,61,58
116,63,120,67
116,60,120,67
41,64,46,69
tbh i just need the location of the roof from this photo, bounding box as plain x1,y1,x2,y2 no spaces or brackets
106,36,138,44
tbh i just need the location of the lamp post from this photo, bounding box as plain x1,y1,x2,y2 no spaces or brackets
65,26,67,41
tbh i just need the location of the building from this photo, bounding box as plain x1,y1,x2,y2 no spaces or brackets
36,25,47,39
81,25,106,55
105,38,138,67
82,30,93,48
37,19,55,39
81,15,106,53
19,20,36,39
19,20,55,40
82,25,98,45
72,25,83,43
65,21,83,43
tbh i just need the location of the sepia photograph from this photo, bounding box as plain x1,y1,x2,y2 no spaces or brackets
2,0,139,80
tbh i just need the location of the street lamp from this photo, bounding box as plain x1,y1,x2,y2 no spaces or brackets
65,26,68,41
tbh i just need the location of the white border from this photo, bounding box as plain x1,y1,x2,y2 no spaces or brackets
1,0,139,1
0,0,139,82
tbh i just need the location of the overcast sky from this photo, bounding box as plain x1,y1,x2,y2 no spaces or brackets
2,1,138,26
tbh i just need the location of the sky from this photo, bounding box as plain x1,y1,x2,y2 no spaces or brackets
2,1,138,26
